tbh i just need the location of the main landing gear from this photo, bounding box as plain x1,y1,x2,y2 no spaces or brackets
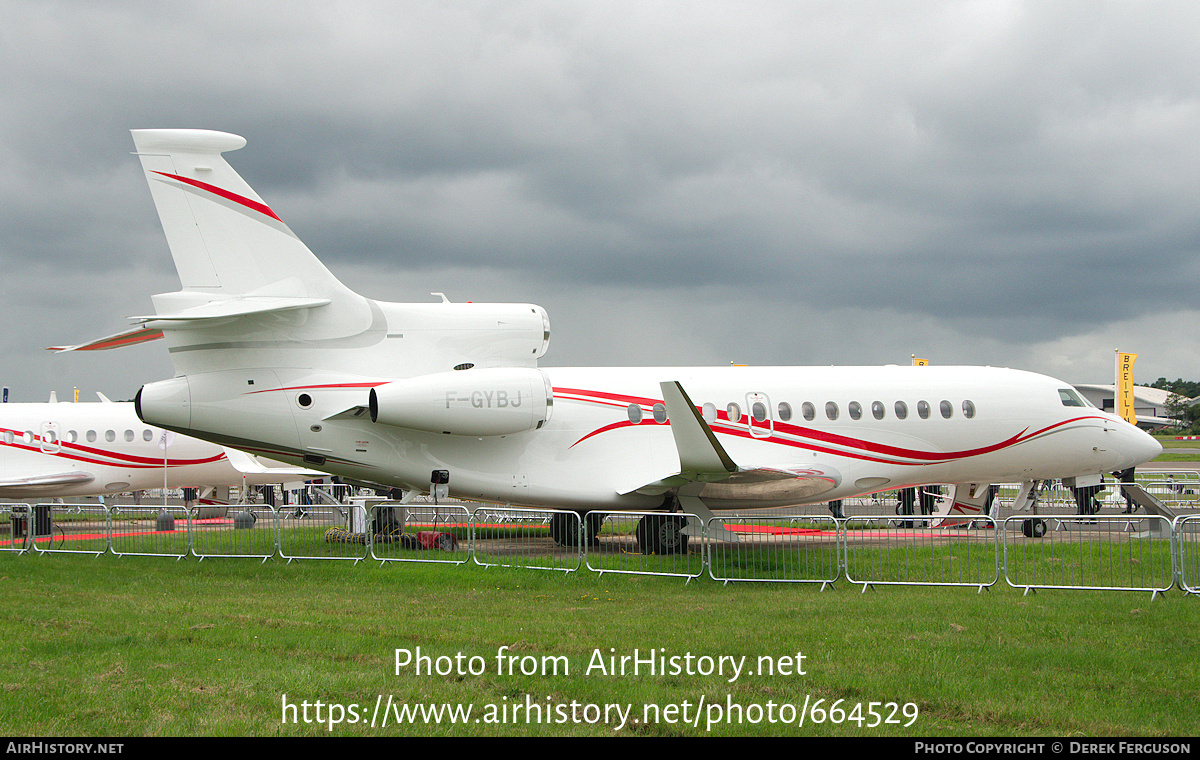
635,514,689,555
549,511,606,547
547,502,690,555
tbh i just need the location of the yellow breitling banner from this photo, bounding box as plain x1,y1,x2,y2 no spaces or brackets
1117,351,1138,426
912,356,928,366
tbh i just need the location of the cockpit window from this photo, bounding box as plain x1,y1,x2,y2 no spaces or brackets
1059,388,1087,408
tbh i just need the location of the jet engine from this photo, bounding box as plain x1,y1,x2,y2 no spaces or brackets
369,367,553,436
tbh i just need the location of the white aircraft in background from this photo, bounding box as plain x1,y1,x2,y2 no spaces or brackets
0,392,323,502
59,129,1161,552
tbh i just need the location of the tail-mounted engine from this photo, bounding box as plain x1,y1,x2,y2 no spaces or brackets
369,367,553,437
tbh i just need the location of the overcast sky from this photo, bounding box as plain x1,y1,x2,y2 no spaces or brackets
1,1,1197,402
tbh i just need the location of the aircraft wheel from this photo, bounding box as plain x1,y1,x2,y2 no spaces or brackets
549,512,580,546
584,512,606,546
636,514,689,555
1021,518,1048,538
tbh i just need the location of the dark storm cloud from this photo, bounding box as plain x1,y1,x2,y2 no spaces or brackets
1,1,1197,399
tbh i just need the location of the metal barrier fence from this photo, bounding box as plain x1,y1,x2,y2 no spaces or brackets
706,515,840,588
472,506,581,573
1002,515,1175,599
277,504,366,563
584,512,703,580
191,506,278,562
33,504,109,556
843,516,1001,593
109,505,190,560
370,503,470,566
7,499,1200,596
2,504,32,554
1176,515,1200,595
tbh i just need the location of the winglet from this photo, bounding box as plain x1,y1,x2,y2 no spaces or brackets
659,381,738,479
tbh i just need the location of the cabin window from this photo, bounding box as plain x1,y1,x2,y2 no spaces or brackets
962,400,976,419
848,401,862,420
825,402,839,421
702,403,717,423
105,430,116,442
143,429,154,442
3,431,11,445
86,430,97,443
751,402,768,422
940,400,953,419
802,402,815,421
626,404,642,424
23,431,34,444
777,402,792,422
872,401,885,420
652,403,667,423
727,403,742,423
67,430,78,443
1059,388,1086,407
917,401,930,419
124,429,135,442
895,401,908,419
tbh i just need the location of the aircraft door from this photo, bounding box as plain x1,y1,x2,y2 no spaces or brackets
745,393,773,438
39,422,61,454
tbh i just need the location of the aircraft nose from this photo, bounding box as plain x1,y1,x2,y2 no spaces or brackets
1123,425,1162,468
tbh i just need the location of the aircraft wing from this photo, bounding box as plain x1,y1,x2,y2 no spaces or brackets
617,381,841,503
220,448,328,478
0,471,96,491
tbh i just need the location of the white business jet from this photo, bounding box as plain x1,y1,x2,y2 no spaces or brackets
61,129,1161,552
1,393,322,501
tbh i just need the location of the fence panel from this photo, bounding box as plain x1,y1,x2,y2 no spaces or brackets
706,515,840,587
190,506,278,561
32,504,109,556
1003,515,1175,597
278,504,367,563
1,504,32,554
109,505,190,559
471,507,581,572
843,516,1000,591
583,512,703,580
1173,515,1200,595
370,503,470,565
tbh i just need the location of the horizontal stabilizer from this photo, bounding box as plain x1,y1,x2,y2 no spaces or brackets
47,325,163,353
131,295,330,324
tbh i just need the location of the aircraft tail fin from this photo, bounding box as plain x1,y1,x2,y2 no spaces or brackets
130,129,353,301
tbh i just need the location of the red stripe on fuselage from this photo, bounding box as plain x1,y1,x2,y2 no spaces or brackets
553,387,1104,466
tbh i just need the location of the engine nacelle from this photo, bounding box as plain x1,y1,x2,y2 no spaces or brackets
369,368,553,437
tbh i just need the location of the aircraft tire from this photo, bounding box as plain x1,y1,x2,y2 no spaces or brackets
549,511,580,547
1030,518,1047,538
636,514,689,555
584,512,606,546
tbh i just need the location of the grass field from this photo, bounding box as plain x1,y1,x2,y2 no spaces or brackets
2,549,1198,738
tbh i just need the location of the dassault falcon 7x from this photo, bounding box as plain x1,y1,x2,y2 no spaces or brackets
1,393,321,501
61,129,1161,551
